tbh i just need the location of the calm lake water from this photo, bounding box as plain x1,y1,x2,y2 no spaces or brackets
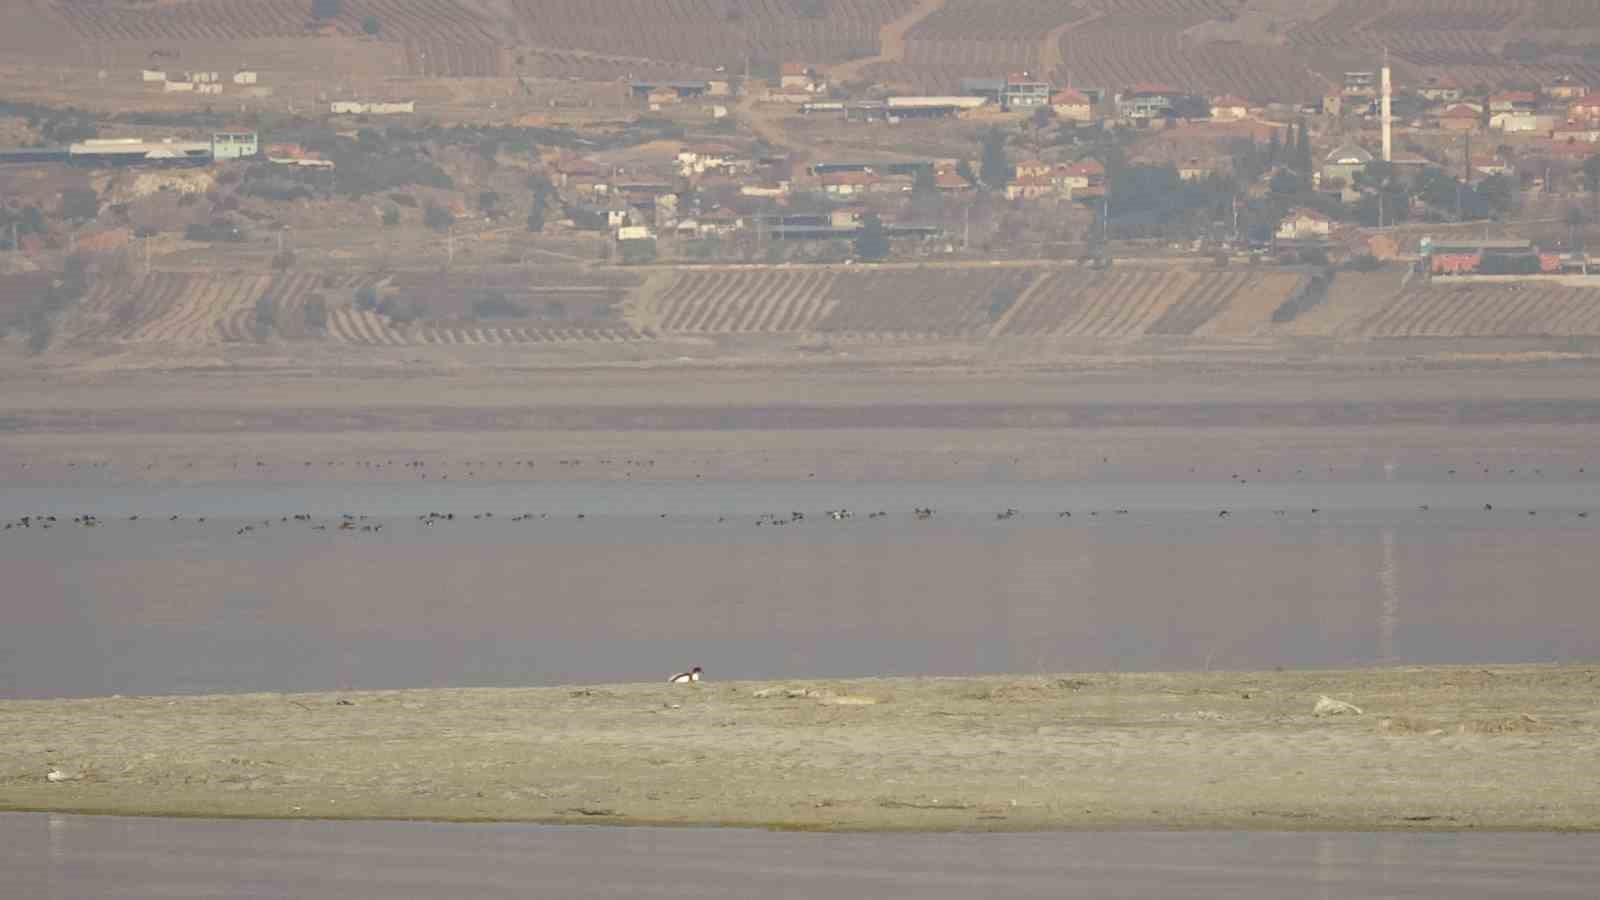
4,813,1597,899
4,479,1598,699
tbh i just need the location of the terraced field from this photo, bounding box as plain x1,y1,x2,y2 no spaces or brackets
56,271,641,347
1053,31,1326,102
55,266,1600,351
644,266,1305,340
1356,282,1600,338
649,269,840,334
64,272,378,344
53,0,499,44
993,269,1297,338
1288,0,1600,89
816,268,1036,337
502,0,919,68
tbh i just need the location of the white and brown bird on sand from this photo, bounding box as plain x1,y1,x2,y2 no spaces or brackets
669,666,703,684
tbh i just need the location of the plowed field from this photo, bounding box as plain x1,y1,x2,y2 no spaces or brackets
996,269,1304,338
650,269,840,334
1356,282,1600,338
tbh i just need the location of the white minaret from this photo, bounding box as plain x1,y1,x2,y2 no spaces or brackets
1380,51,1392,163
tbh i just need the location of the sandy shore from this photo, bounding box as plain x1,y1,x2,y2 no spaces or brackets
2,666,1596,831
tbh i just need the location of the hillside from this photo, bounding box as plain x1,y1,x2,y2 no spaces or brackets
9,1,1600,100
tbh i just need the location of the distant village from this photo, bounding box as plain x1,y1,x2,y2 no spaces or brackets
10,57,1600,278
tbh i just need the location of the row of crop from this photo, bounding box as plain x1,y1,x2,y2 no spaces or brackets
1286,0,1392,44
902,37,1040,70
1369,9,1521,33
1523,0,1600,29
813,269,1035,336
1201,272,1303,337
56,0,496,44
505,21,884,67
1143,271,1252,336
502,0,916,65
505,0,914,30
512,49,709,81
404,39,506,77
1073,0,1236,31
1357,284,1600,337
1053,33,1324,102
858,62,1013,94
907,0,1089,40
995,270,1232,337
413,326,642,344
654,270,834,333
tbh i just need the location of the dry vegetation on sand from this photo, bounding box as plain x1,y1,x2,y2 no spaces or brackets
3,665,1597,831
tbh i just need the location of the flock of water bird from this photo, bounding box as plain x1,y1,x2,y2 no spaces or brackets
2,498,1591,535
3,455,1595,535
8,457,1593,482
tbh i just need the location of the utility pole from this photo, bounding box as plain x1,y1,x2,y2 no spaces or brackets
446,225,455,266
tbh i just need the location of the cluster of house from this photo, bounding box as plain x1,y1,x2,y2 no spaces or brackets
1420,236,1590,276
1003,159,1107,201
141,68,263,97
550,143,983,243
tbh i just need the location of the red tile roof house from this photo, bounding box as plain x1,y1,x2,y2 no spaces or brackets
1054,159,1106,195
1050,88,1094,121
1568,94,1600,122
1436,104,1481,132
820,170,878,197
1487,91,1537,114
1276,207,1333,240
1210,95,1250,120
780,63,826,92
934,171,972,192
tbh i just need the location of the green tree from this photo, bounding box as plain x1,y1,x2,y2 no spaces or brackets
1478,174,1515,219
303,294,328,331
311,0,343,21
1295,119,1312,174
853,213,890,261
423,202,454,231
617,238,656,264
361,14,381,35
253,295,276,339
979,129,1011,188
1583,152,1600,194
1269,169,1300,194
60,188,99,222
